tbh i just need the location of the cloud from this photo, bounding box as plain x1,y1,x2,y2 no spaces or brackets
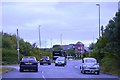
2,2,118,48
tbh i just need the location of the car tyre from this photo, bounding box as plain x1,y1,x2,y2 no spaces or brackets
40,63,43,65
82,70,85,74
55,64,57,66
81,70,83,73
19,68,23,72
80,66,81,69
48,63,51,65
35,68,38,72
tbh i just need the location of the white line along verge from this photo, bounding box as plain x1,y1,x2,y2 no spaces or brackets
42,75,46,80
41,71,46,80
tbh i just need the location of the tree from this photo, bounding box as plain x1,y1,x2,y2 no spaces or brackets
32,43,37,48
91,11,120,75
53,45,63,50
66,48,75,56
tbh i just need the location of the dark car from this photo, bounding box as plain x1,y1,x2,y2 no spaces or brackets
40,56,51,65
55,57,67,66
19,56,38,72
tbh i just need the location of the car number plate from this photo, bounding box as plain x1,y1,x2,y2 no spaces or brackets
26,62,32,64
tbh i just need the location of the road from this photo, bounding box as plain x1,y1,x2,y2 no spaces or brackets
1,60,119,80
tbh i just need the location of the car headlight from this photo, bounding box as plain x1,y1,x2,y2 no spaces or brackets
83,65,88,69
61,61,64,63
96,66,100,69
94,65,100,69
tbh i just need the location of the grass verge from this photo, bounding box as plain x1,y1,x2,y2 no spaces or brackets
0,67,15,74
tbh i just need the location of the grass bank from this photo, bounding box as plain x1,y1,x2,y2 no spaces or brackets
0,67,15,74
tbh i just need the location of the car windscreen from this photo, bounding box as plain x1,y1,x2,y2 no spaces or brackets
56,58,64,61
85,59,96,63
42,57,49,60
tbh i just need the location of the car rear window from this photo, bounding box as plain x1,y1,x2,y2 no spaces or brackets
42,56,49,59
22,57,36,62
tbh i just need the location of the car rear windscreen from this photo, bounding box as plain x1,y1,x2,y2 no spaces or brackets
22,57,36,62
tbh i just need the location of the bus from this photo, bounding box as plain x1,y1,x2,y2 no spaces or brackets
52,50,66,61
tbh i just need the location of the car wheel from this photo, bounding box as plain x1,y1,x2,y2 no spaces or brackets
48,63,51,65
81,70,83,73
35,68,38,72
20,68,23,72
40,63,43,65
82,70,85,74
80,66,81,69
55,64,57,66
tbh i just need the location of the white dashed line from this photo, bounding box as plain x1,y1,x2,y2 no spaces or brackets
75,66,78,68
41,71,46,80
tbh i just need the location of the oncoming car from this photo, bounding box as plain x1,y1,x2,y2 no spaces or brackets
19,56,38,72
55,57,67,66
67,56,74,60
80,58,100,75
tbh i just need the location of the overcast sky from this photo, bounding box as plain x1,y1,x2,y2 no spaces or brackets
1,1,118,48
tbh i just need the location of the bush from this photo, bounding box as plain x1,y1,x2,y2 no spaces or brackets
101,53,119,75
2,48,18,65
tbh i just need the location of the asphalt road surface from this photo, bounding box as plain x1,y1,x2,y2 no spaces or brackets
1,60,120,80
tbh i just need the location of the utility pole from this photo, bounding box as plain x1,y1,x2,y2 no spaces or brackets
60,34,62,45
45,39,46,48
39,25,41,48
96,3,101,38
93,33,95,43
101,25,104,36
17,29,20,63
39,25,42,58
51,38,53,48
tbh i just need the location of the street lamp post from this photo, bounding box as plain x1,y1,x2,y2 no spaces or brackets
39,25,42,58
17,29,20,63
96,3,100,38
39,25,41,48
60,34,62,45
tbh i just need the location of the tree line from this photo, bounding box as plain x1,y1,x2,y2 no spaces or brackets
89,10,120,75
1,32,52,65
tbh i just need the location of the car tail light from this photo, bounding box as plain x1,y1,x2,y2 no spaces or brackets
32,63,37,65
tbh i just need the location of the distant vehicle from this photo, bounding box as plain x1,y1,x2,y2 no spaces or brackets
67,56,74,60
80,58,100,75
40,56,51,65
19,56,38,72
55,57,67,66
52,50,66,61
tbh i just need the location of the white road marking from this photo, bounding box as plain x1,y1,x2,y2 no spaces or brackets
42,75,46,80
75,66,78,68
41,71,46,80
42,71,44,74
